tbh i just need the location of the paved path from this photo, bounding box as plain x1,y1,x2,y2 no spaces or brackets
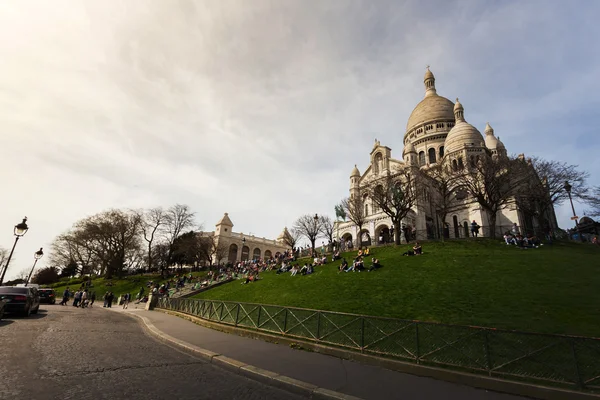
114,306,530,400
0,305,307,400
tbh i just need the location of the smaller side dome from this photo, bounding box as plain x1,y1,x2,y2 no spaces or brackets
403,141,416,155
350,164,360,177
484,122,499,149
444,100,485,154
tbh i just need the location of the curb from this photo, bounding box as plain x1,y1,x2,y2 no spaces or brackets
116,309,362,400
157,309,600,400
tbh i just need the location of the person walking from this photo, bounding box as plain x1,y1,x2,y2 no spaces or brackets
90,292,96,307
59,287,70,306
470,220,480,238
122,292,130,309
81,290,88,308
73,290,82,307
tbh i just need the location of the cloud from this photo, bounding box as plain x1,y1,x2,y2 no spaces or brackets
1,0,598,279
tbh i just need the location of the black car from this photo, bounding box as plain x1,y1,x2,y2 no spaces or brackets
0,286,40,317
38,288,57,304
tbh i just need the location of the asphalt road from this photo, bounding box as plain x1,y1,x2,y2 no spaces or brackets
0,305,307,400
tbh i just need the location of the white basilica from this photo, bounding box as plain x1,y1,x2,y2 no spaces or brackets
334,68,557,246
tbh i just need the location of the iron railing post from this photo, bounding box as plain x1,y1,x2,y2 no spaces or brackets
360,317,365,352
316,312,321,341
219,301,225,321
235,303,240,326
257,306,262,329
484,330,492,376
571,338,584,389
283,308,288,334
415,323,420,364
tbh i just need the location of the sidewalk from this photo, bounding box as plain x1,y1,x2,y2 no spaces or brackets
111,307,527,400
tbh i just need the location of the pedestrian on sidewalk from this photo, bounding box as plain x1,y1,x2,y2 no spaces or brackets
107,292,114,308
90,291,96,307
122,293,130,309
73,290,82,307
81,290,88,308
59,287,70,306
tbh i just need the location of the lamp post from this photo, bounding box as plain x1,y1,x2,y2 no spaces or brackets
564,181,583,242
0,217,29,285
241,237,246,261
25,248,44,286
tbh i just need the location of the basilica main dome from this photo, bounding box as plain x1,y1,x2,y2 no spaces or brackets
405,68,455,133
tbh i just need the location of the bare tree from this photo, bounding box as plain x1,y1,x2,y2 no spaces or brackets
0,247,8,278
584,186,600,218
341,188,368,248
140,207,166,272
293,214,323,254
213,240,229,265
369,169,419,245
419,164,461,241
282,228,301,250
523,157,591,230
164,204,196,276
454,156,528,239
319,215,335,245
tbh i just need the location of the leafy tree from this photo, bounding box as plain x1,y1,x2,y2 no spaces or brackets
584,186,600,218
60,261,79,278
32,266,60,285
163,204,196,276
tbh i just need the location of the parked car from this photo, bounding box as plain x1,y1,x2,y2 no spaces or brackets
0,299,6,320
38,288,56,304
0,286,40,317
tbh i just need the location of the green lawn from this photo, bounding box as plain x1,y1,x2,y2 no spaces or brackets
49,271,207,300
193,240,600,337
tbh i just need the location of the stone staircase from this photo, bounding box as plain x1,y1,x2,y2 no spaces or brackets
169,278,234,298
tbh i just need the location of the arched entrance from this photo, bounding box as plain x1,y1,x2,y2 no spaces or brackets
376,225,390,244
241,245,250,261
341,233,353,250
228,244,238,263
360,230,372,247
253,248,261,261
264,250,272,259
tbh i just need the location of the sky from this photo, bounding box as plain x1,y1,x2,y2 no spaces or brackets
1,0,599,280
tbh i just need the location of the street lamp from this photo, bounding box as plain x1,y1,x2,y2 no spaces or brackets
564,181,583,242
0,217,29,285
25,248,44,286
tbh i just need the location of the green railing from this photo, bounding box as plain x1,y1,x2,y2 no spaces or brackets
157,297,600,392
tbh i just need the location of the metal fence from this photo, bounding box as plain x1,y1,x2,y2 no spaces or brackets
157,298,600,392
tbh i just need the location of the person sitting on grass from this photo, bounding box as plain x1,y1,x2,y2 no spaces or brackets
368,258,382,272
338,258,348,273
357,249,363,257
364,247,370,256
413,242,422,255
332,251,341,262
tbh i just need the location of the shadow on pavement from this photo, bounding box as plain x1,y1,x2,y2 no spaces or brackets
0,319,14,326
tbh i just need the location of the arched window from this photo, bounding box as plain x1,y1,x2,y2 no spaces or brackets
470,156,476,168
374,153,383,174
452,159,458,171
418,151,426,166
428,148,436,164
364,204,369,216
458,157,464,169
439,146,445,158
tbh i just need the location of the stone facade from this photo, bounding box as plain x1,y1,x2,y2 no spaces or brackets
335,68,557,246
210,213,289,263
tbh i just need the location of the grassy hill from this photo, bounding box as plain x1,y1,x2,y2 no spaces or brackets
48,271,207,300
193,240,600,337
